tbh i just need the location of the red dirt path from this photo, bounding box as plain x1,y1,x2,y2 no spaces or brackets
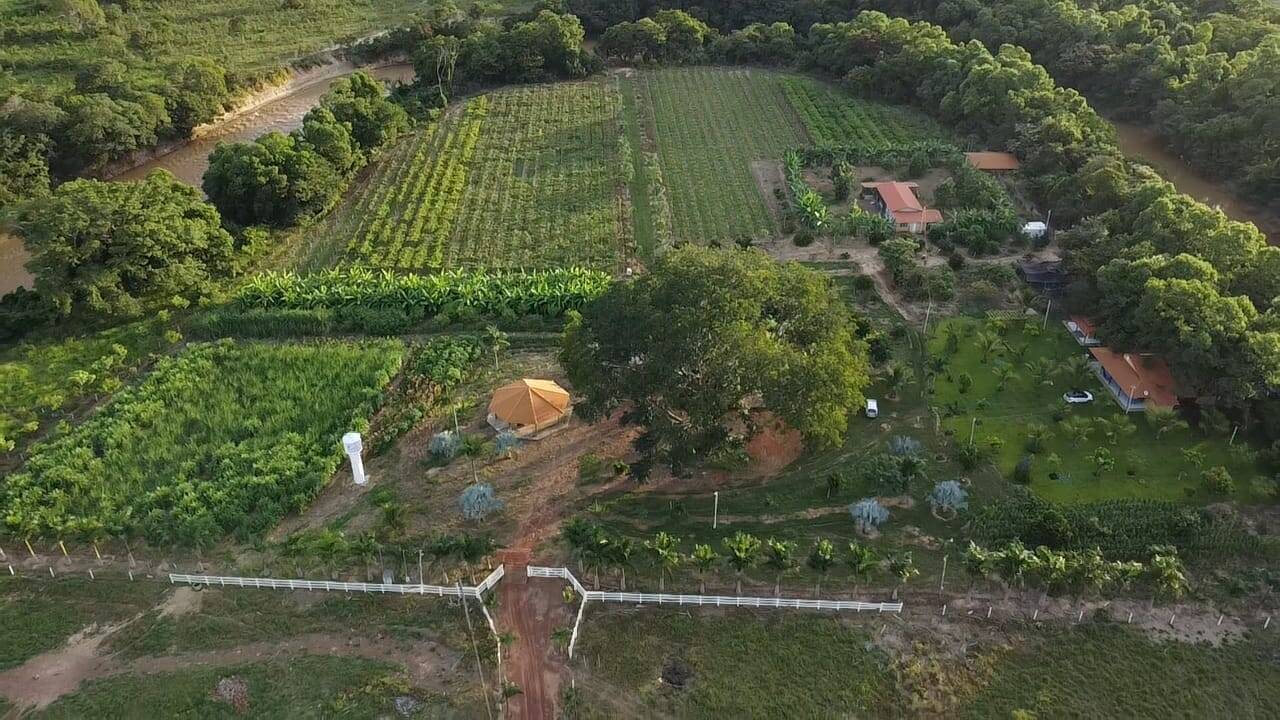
499,579,571,719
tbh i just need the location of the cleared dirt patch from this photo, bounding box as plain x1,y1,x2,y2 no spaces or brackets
751,159,788,228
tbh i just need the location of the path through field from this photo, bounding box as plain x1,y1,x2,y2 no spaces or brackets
500,578,571,719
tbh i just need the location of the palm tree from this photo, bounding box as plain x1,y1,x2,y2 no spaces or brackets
582,534,611,590
825,472,845,500
764,538,798,597
722,531,762,595
1145,406,1188,438
691,544,718,593
845,542,878,595
560,518,598,576
310,530,349,579
644,532,682,592
1024,357,1056,386
1006,342,1031,364
550,627,572,656
975,331,1003,364
1094,416,1135,445
378,502,407,542
887,552,918,599
483,325,510,371
608,537,636,591
459,434,488,483
1060,416,1093,445
882,363,912,399
807,539,836,597
1055,354,1093,388
993,361,1018,391
350,532,382,581
896,453,927,486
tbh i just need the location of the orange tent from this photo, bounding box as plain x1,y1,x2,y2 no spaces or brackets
489,379,571,429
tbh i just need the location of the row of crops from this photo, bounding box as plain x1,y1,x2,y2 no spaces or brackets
633,67,808,245
448,80,632,270
1,340,406,547
330,99,487,270
781,77,942,150
317,79,631,272
236,267,611,318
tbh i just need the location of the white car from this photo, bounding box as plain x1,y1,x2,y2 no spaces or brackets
865,399,879,418
1063,390,1094,404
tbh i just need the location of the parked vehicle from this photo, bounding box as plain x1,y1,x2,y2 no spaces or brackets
1063,390,1094,404
865,399,879,418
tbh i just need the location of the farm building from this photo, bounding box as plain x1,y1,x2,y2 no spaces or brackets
1016,260,1068,292
860,181,943,233
1065,315,1102,347
488,378,573,437
965,151,1021,173
1088,347,1179,412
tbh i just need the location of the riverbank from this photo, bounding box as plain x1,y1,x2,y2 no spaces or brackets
1111,120,1278,243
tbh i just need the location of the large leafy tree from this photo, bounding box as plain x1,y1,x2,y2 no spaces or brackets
563,247,871,471
16,171,234,316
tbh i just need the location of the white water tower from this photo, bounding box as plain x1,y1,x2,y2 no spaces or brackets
342,432,367,486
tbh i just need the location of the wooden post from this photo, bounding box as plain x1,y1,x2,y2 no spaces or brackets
59,540,68,558
25,539,36,559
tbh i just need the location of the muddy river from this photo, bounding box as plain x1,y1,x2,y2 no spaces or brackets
1111,121,1277,242
0,63,414,296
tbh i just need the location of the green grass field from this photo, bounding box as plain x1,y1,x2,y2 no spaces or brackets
0,578,166,670
1,340,404,545
781,76,944,148
968,625,1280,718
930,316,1264,504
574,609,894,718
314,79,631,271
34,656,416,719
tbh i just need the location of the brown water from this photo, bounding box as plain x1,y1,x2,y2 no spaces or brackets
1111,121,1277,242
0,63,415,297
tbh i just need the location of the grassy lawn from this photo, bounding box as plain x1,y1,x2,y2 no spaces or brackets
967,625,1280,718
34,656,426,719
930,315,1264,504
574,609,894,718
313,78,631,272
0,578,166,670
2,340,405,545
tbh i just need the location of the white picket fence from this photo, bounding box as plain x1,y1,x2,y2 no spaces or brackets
169,564,505,600
525,566,903,613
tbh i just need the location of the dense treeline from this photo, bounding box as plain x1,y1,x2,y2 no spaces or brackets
203,72,409,228
573,0,1280,202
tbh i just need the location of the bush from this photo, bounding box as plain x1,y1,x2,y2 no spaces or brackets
459,483,504,521
929,480,968,514
849,498,889,534
334,305,424,335
430,430,461,459
1012,455,1033,484
954,442,988,470
1202,466,1235,495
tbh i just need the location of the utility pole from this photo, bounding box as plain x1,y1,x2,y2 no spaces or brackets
968,417,977,448
712,491,720,530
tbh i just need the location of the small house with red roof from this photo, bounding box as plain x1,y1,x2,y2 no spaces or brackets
1064,316,1102,347
1088,347,1179,412
860,181,943,234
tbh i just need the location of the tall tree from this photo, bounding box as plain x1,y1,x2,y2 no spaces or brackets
563,247,871,471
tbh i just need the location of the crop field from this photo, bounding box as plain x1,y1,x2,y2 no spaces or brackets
781,77,944,148
0,318,172,457
627,67,808,245
0,340,404,546
0,0,442,90
317,79,631,272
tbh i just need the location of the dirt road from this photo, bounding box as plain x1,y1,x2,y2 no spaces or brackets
500,579,572,719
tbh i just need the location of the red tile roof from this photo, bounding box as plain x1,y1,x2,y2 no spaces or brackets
965,152,1021,171
1089,348,1179,408
1069,315,1097,337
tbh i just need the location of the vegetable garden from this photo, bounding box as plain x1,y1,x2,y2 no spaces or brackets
0,340,404,547
781,77,942,149
317,79,631,271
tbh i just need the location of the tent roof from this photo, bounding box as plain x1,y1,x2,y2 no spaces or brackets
489,379,570,427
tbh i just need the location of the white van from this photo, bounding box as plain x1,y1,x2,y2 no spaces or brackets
865,399,879,418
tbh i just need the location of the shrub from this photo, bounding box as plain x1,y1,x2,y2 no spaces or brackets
1202,466,1235,495
494,431,521,457
858,453,907,493
887,435,923,457
954,442,989,470
430,430,461,459
929,480,968,514
459,483,504,521
849,498,889,534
